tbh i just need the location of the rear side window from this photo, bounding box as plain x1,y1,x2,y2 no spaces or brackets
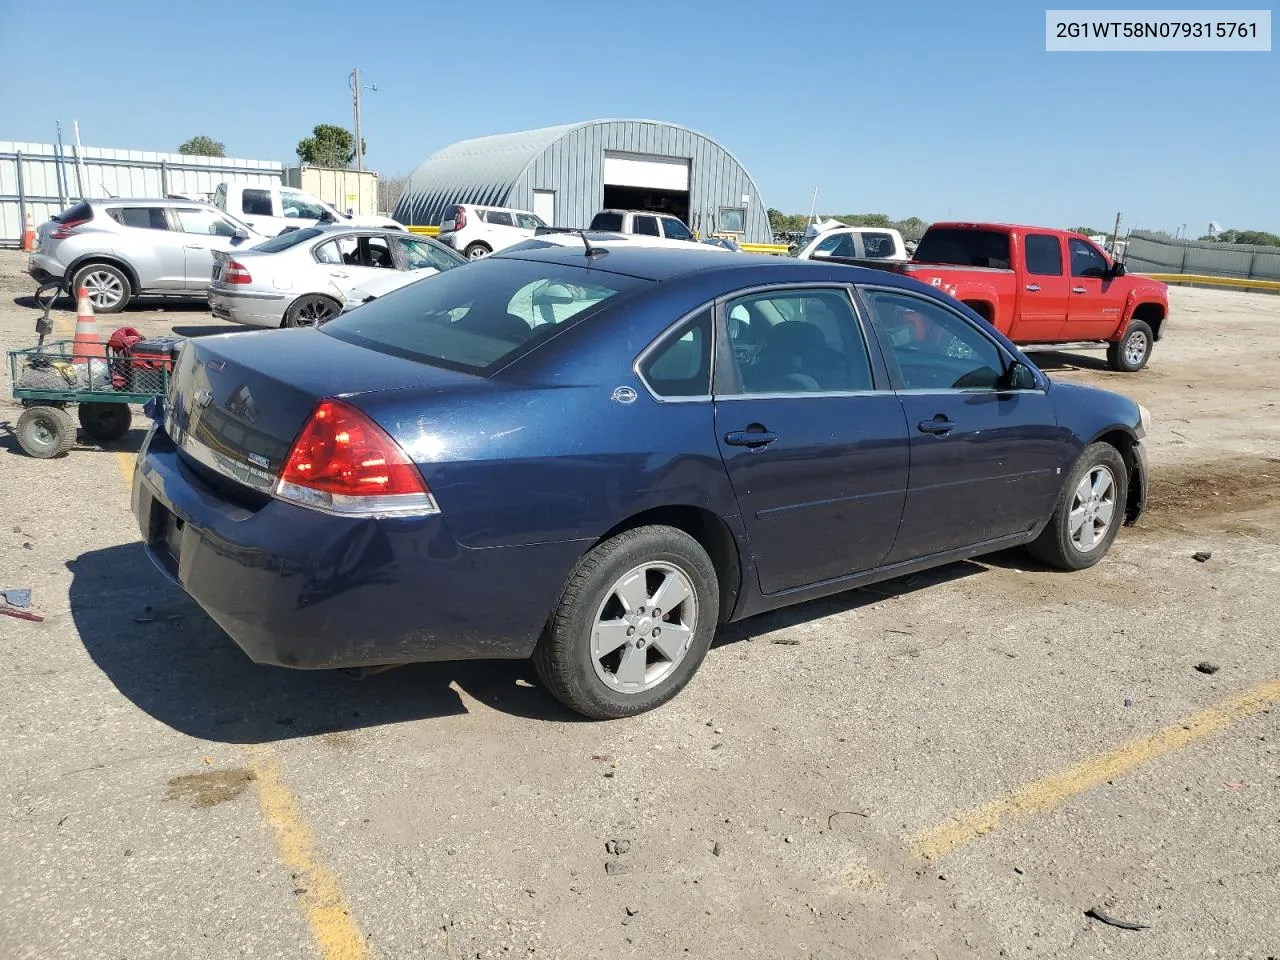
640,309,713,398
1024,234,1063,276
242,189,274,217
633,215,660,237
914,228,1011,269
485,211,515,226
251,227,323,253
321,258,647,374
590,212,623,231
53,200,93,224
861,232,897,258
108,207,168,230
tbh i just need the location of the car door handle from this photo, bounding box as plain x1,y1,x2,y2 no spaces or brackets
724,429,778,448
328,271,349,278
185,244,205,250
917,416,955,435
1072,286,1087,294
1024,283,1040,292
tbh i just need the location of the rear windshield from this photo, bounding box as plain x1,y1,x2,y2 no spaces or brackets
251,227,323,253
53,200,93,224
590,212,624,231
914,228,1012,269
321,258,648,374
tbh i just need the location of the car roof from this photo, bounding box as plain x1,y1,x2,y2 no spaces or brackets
595,209,682,217
88,197,217,207
493,240,921,286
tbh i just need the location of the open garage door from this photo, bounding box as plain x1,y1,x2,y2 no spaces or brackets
603,152,691,225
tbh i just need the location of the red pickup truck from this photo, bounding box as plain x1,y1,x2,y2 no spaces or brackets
846,223,1169,372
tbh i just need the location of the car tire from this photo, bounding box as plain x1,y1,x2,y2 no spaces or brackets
1107,319,1154,372
71,262,131,313
282,294,341,328
1027,442,1129,571
78,402,133,444
16,405,77,459
533,525,720,720
464,242,491,260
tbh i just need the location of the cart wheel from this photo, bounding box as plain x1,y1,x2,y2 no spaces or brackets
16,405,77,459
78,402,133,444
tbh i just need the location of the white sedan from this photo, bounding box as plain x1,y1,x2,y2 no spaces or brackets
207,225,465,328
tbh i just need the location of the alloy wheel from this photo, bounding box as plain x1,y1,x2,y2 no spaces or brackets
1068,465,1117,552
83,270,125,310
590,561,699,694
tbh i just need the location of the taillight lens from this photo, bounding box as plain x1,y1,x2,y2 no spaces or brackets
51,217,89,240
224,260,253,284
275,399,438,517
453,207,466,230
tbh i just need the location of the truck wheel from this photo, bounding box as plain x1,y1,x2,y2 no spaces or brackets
533,525,719,720
464,242,491,260
1027,442,1128,571
78,402,133,443
1107,319,1154,372
17,405,77,459
71,262,131,313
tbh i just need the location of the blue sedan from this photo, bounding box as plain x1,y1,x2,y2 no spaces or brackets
132,237,1149,719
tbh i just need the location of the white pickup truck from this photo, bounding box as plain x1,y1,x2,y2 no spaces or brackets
793,225,910,262
214,183,402,238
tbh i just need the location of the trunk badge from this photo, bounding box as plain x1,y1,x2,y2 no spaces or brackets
193,388,213,408
206,360,225,372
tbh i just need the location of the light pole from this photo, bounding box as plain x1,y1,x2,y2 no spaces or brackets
349,68,377,171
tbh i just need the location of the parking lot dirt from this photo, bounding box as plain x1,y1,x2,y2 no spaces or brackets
0,249,1277,959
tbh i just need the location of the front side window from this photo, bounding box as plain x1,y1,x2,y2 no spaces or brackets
108,207,169,230
632,215,660,237
395,236,464,272
861,288,1007,391
174,208,239,236
280,191,328,220
723,288,873,394
812,232,854,257
718,208,746,234
1025,234,1064,276
661,218,694,241
322,259,647,374
1068,237,1109,278
515,213,546,230
241,189,273,217
639,309,713,398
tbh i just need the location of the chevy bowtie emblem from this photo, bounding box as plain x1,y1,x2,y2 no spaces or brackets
611,386,637,405
193,388,214,408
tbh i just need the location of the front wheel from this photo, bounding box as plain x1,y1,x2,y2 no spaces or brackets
17,405,76,459
1027,442,1128,571
1107,319,1154,372
533,525,720,719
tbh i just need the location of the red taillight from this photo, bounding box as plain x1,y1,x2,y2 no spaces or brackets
453,207,466,230
51,217,89,240
275,399,438,517
224,260,253,284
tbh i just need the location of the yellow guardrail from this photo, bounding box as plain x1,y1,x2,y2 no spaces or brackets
407,225,440,237
1143,272,1280,292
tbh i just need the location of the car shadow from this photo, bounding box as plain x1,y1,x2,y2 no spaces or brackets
1023,349,1111,373
169,323,255,338
0,422,150,458
9,294,210,315
68,542,584,743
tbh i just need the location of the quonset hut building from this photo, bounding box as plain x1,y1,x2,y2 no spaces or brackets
394,119,772,244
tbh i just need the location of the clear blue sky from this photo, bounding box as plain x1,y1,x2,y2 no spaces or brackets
1,0,1275,233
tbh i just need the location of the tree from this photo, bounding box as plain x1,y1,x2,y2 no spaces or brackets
1215,229,1280,246
1069,226,1102,237
296,124,367,168
178,135,225,157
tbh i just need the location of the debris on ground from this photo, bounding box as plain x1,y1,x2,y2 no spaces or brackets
604,860,632,876
1194,661,1220,675
712,841,723,857
605,839,631,855
827,811,870,829
1,601,44,623
1085,906,1149,931
1192,550,1213,562
1,588,31,607
770,637,801,645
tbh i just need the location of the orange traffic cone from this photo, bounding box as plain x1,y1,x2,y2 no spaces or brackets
71,287,107,360
21,212,36,252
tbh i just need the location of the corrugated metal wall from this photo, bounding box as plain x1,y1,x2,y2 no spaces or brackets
396,120,772,244
0,141,283,247
1126,230,1280,280
285,166,379,217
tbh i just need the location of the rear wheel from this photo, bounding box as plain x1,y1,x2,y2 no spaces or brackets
1027,442,1128,571
71,262,131,313
1107,319,1154,372
464,242,491,260
283,294,341,328
16,405,76,459
534,526,719,719
78,402,133,443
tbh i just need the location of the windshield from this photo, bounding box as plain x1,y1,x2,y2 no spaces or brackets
914,228,1012,269
251,227,324,253
321,257,648,374
515,213,546,230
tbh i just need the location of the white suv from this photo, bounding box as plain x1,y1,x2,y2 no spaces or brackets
589,210,697,243
437,204,547,259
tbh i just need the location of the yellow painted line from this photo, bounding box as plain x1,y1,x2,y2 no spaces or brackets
115,451,134,487
406,224,440,236
251,750,370,960
910,679,1280,861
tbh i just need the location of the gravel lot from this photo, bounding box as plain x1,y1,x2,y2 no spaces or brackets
0,248,1276,959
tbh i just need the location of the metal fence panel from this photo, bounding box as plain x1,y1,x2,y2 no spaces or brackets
1125,230,1280,281
0,141,283,246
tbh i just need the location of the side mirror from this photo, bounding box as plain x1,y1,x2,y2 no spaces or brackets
233,227,250,241
1001,360,1039,391
1108,260,1126,278
318,208,338,224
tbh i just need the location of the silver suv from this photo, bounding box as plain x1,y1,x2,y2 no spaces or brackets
27,198,260,313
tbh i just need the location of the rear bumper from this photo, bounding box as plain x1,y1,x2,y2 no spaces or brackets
27,254,65,283
208,286,287,328
132,426,587,669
